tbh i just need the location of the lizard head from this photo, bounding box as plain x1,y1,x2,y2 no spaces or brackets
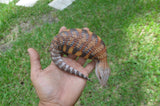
95,61,111,87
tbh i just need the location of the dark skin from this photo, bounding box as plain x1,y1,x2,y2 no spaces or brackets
28,27,95,106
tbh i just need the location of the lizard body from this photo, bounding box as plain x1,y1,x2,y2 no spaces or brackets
49,28,110,86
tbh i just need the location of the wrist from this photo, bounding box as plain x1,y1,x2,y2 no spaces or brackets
39,101,61,106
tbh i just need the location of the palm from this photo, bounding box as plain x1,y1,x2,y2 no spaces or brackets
30,52,95,105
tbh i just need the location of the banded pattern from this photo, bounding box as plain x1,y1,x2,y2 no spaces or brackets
50,28,110,85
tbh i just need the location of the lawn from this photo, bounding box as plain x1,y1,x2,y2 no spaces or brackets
0,0,160,105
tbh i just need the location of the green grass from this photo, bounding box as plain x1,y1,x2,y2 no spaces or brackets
0,0,160,105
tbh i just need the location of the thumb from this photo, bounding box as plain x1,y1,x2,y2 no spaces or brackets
28,48,42,77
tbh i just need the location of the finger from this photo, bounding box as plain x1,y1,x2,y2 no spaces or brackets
84,61,96,74
59,26,67,33
68,54,77,59
28,48,42,77
77,57,86,65
83,27,89,31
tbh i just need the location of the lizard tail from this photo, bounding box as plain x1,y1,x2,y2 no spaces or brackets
50,48,91,81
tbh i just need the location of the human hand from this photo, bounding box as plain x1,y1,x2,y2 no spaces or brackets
28,27,95,106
